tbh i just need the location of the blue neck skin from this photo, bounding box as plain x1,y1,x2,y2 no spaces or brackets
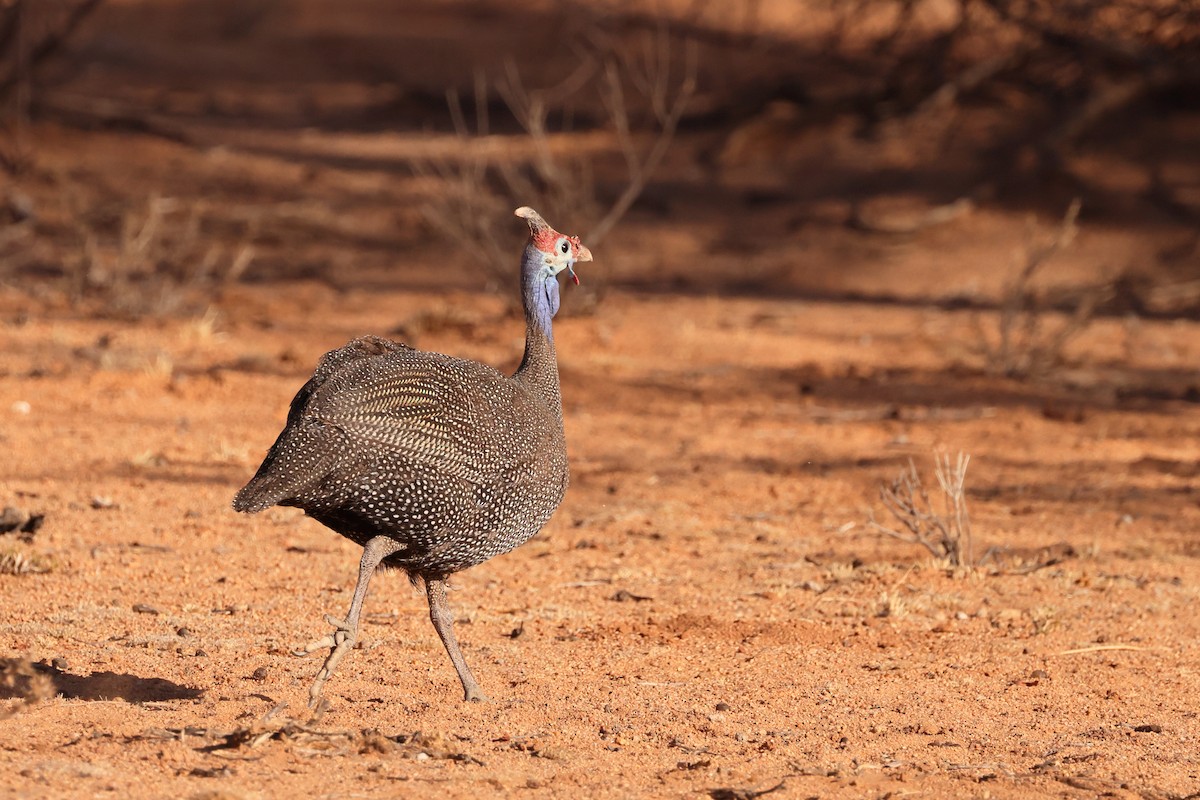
515,243,564,408
520,243,561,339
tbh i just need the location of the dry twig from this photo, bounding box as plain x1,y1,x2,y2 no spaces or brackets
135,710,484,764
586,26,698,245
0,0,106,102
0,548,51,575
1054,644,1159,656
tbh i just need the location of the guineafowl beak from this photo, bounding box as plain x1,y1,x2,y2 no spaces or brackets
568,244,591,285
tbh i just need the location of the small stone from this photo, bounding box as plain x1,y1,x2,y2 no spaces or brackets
51,657,69,671
715,702,731,712
176,627,191,637
1133,724,1162,733
250,666,268,681
132,603,159,615
0,507,43,537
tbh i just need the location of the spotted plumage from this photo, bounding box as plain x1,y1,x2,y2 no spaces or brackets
233,207,592,706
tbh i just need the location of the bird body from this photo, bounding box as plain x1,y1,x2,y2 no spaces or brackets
233,207,591,705
234,338,568,576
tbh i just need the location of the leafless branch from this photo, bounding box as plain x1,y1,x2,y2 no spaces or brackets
934,451,973,566
0,3,22,64
0,0,106,102
587,31,697,245
0,0,107,173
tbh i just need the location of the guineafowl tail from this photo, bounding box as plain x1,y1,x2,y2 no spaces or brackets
232,471,293,514
232,423,338,513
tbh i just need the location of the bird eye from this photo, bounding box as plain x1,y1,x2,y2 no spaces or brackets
560,240,569,254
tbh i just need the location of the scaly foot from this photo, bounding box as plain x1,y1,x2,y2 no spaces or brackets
295,614,357,708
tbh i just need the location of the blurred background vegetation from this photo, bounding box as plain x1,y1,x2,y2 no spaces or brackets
0,0,1196,339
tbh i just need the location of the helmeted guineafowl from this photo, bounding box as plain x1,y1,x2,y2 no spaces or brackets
232,207,591,706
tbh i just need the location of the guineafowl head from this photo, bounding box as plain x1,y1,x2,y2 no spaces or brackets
515,207,592,322
515,206,592,285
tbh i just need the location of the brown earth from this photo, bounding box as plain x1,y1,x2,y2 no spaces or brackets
2,2,1200,798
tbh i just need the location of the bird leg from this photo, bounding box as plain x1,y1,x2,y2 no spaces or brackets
297,535,403,708
426,577,486,702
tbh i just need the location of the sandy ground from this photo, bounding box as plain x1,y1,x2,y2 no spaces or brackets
2,277,1199,799
2,2,1200,798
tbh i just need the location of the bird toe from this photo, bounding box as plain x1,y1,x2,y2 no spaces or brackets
294,634,337,657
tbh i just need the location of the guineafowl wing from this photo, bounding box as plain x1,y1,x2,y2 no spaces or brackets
309,347,523,487
232,336,412,513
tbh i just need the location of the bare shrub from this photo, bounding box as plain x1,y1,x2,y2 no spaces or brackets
412,27,697,302
972,199,1112,378
869,451,974,567
818,0,1198,150
67,193,255,316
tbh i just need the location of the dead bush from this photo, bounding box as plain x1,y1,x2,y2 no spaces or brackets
868,451,975,567
412,26,697,304
972,199,1113,378
0,547,51,575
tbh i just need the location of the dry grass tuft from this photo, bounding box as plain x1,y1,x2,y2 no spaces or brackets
0,547,52,575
